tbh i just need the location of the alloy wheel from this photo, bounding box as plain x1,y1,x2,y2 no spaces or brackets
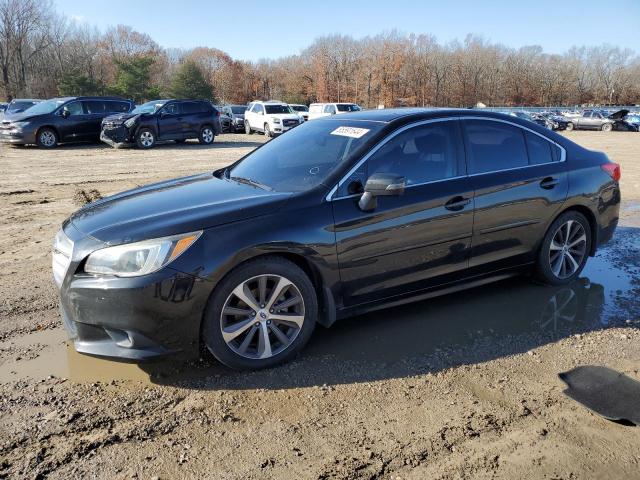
220,274,305,359
140,131,154,147
40,130,56,147
202,128,214,143
548,220,587,279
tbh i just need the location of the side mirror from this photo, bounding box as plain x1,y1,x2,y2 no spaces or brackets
61,109,70,118
358,173,405,211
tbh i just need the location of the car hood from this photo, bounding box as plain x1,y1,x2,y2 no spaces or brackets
608,109,629,120
69,173,291,244
232,113,245,119
0,111,45,122
102,112,140,124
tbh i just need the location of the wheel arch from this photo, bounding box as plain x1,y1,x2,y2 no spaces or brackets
36,125,60,141
551,204,599,256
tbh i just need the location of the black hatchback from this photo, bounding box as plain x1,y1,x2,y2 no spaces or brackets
100,99,222,149
54,109,620,369
0,96,133,148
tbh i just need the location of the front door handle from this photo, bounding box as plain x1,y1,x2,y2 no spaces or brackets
444,196,471,211
540,177,559,189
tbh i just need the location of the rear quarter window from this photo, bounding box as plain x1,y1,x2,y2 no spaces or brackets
524,131,555,165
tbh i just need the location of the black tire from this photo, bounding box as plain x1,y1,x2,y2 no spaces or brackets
566,122,574,131
245,121,253,135
202,256,317,370
136,128,155,149
36,127,58,148
264,123,271,138
199,125,215,145
601,123,612,132
535,211,592,285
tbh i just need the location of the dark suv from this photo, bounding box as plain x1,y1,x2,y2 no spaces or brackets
0,96,133,148
100,99,222,149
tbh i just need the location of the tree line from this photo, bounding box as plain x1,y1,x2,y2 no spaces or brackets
1,0,638,107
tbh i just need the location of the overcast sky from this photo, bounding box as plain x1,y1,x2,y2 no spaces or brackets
54,0,640,61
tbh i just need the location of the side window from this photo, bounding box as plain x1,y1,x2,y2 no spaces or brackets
464,120,528,174
256,104,264,114
337,121,463,196
64,101,84,116
107,101,131,113
83,101,105,114
162,103,181,115
524,131,554,165
182,102,199,114
324,104,336,114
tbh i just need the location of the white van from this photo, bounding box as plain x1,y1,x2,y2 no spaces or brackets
308,103,362,120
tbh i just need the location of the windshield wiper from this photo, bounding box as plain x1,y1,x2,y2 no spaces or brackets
229,176,273,191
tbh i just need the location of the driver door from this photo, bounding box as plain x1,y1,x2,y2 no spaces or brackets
331,119,474,306
157,102,183,139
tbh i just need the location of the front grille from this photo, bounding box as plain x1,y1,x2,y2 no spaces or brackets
283,119,299,127
52,229,73,288
0,122,13,132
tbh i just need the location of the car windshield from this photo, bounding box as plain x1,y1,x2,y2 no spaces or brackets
265,104,292,114
336,104,361,112
19,99,66,115
228,120,382,192
132,101,166,114
291,105,308,112
231,106,246,114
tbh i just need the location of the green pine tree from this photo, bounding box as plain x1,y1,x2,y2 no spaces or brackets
109,56,160,103
57,72,103,96
168,61,213,100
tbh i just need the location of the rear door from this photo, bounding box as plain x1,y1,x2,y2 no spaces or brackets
332,119,474,306
156,102,183,139
462,118,568,271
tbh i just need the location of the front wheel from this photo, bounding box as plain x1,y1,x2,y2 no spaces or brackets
264,123,271,138
37,128,58,148
601,123,613,132
245,121,253,135
136,128,155,149
199,125,215,145
535,211,591,285
202,257,317,370
566,122,574,131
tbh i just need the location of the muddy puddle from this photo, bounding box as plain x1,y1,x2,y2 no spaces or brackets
1,232,638,388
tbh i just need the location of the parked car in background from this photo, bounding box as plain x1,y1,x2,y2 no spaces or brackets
609,109,640,132
220,105,247,133
308,102,362,120
0,96,133,148
244,100,302,137
0,102,7,113
100,99,221,149
536,112,570,131
504,111,556,130
565,110,615,131
2,98,42,116
53,109,620,369
289,104,309,121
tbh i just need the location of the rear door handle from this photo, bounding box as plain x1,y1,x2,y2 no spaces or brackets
540,177,559,189
444,196,471,211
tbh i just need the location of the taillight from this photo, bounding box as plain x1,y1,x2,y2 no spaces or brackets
601,163,621,182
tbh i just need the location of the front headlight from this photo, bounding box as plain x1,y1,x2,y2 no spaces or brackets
271,118,281,124
11,121,29,131
123,116,138,128
84,231,201,277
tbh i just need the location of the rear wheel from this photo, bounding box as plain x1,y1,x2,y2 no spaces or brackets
199,125,215,144
535,211,591,285
36,127,58,148
136,128,155,149
566,122,574,131
601,123,613,132
202,257,317,370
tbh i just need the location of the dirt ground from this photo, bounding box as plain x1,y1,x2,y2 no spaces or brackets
0,131,639,479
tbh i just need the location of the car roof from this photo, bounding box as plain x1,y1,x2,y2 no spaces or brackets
316,107,554,126
52,96,132,102
10,98,41,102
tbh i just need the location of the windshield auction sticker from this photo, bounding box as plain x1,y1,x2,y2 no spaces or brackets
330,126,370,138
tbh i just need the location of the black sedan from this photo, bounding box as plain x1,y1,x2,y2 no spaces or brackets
54,109,620,369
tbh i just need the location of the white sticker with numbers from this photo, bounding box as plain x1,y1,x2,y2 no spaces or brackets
330,126,370,138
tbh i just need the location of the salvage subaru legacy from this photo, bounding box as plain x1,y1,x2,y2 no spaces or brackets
53,109,620,369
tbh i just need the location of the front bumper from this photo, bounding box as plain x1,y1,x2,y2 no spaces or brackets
56,224,211,361
0,129,35,145
271,121,301,134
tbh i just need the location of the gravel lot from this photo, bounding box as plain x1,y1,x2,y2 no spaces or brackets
0,131,639,479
